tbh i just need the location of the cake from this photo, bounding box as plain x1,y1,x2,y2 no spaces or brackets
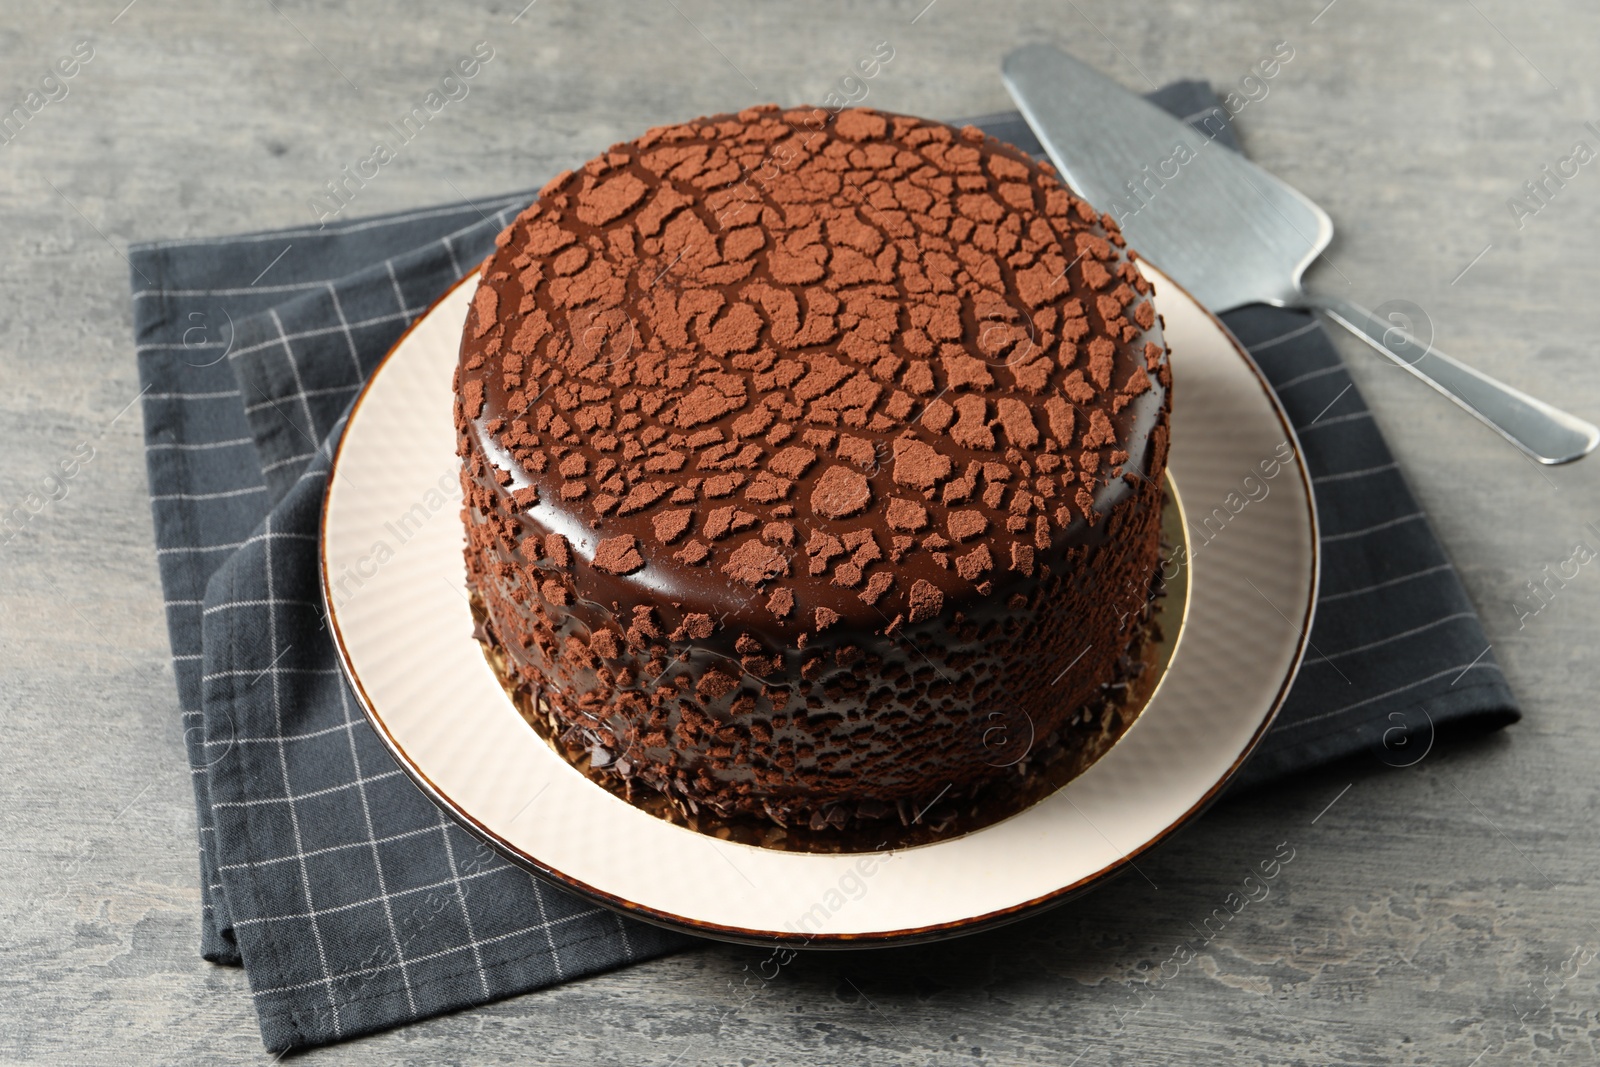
455,105,1172,832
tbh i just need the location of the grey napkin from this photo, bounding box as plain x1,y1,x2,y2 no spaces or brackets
132,81,1517,1052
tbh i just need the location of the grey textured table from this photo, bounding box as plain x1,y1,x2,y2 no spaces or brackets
4,1,1598,1063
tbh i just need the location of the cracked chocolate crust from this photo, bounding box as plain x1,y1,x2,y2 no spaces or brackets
454,104,1173,827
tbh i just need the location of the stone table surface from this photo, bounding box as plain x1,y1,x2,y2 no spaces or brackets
3,0,1598,1063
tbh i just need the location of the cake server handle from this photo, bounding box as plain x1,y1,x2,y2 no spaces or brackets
1300,293,1599,465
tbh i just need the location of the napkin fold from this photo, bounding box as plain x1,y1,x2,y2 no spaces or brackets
132,81,1517,1052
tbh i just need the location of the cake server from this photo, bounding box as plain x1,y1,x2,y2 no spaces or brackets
1001,44,1599,465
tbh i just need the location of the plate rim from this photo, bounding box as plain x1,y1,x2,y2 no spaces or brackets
320,264,1320,949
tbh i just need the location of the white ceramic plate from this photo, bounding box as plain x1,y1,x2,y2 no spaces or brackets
322,264,1317,947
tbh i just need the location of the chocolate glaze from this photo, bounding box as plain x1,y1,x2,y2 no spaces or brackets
474,485,1182,852
455,105,1173,828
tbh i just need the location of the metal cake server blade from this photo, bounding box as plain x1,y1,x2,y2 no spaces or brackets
1002,44,1598,465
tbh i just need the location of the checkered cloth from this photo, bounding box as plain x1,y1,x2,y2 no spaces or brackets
131,83,1517,1052
132,198,694,1053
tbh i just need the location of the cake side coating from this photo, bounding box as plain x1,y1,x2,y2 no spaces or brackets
454,105,1172,827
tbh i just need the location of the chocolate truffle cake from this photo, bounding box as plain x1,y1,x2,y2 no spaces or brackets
455,105,1172,832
